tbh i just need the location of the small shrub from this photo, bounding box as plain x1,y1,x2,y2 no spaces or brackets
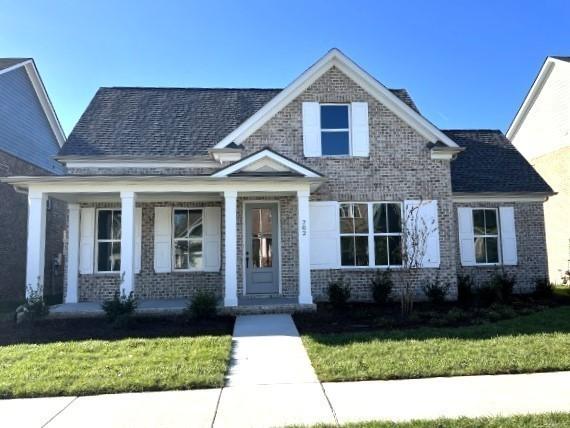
457,275,475,306
493,272,516,302
16,286,49,324
328,280,351,310
101,291,137,325
445,307,469,324
534,277,554,299
422,279,449,305
371,270,393,305
186,291,218,320
476,281,501,307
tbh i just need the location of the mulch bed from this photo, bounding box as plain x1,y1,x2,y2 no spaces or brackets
293,294,570,335
0,315,235,346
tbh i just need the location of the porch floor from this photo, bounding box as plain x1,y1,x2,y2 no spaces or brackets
49,297,315,318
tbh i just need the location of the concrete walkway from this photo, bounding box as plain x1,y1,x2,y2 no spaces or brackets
3,371,570,427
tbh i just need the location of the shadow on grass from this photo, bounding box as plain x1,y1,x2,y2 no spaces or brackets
304,306,570,345
0,315,235,346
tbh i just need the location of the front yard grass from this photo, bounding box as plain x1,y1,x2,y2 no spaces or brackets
302,306,570,382
0,316,233,398
301,412,570,427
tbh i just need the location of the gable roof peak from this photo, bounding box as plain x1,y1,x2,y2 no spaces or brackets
213,48,458,149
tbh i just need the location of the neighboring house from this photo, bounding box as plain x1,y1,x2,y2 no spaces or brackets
4,49,552,308
507,56,570,283
0,58,67,302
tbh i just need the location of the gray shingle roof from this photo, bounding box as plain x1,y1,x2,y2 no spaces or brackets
60,87,419,157
445,129,553,194
0,58,30,71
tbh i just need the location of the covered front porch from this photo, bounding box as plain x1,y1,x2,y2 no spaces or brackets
14,172,322,312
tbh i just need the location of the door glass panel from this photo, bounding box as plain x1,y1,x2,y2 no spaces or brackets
251,208,273,268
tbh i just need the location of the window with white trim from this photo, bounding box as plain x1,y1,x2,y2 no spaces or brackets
96,209,121,272
339,202,404,267
340,203,369,266
173,209,203,270
473,208,500,264
321,104,350,155
373,203,403,266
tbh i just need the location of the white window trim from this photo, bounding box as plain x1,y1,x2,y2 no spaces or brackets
472,208,502,266
172,207,204,272
95,208,121,274
320,103,352,157
338,202,404,269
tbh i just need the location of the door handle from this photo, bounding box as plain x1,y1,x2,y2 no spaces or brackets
246,251,249,268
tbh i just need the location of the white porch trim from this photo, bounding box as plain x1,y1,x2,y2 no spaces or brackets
65,204,80,303
120,191,136,296
25,191,47,297
224,190,238,307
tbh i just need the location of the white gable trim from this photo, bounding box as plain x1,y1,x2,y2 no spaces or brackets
211,149,321,178
507,57,569,140
213,49,458,149
0,59,66,147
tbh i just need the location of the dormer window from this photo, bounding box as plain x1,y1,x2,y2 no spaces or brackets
320,104,350,155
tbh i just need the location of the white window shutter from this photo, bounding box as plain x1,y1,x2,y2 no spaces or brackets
351,102,369,157
302,102,321,157
457,207,476,266
135,207,142,273
203,207,221,272
154,207,172,273
309,201,340,269
499,207,518,265
404,200,440,268
79,207,95,274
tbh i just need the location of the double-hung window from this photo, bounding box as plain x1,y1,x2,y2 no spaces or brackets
373,203,403,266
339,202,404,267
96,209,121,272
321,104,350,155
473,209,499,264
173,209,203,270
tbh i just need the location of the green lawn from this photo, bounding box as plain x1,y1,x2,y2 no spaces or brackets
303,306,570,382
301,413,570,427
0,335,232,398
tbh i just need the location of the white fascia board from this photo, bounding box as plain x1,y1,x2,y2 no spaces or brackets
214,48,459,149
506,58,559,140
2,176,324,195
453,192,553,203
212,149,321,178
23,61,66,147
0,59,32,76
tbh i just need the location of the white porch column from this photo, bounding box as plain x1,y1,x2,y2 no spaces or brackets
224,190,238,307
25,191,47,297
120,191,136,296
297,189,313,304
65,204,80,303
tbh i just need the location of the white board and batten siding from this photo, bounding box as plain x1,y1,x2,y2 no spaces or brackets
79,207,142,274
457,206,518,266
153,207,221,273
309,200,440,269
302,101,369,157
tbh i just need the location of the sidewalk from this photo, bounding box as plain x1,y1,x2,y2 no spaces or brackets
2,314,570,427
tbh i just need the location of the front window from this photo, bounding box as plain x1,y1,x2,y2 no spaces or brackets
173,209,203,270
96,209,121,272
339,203,369,266
473,209,499,264
373,203,403,266
321,104,350,155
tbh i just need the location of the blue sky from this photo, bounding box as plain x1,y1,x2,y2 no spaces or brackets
1,0,569,135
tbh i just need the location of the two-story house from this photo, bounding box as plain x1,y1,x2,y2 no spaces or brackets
0,58,66,303
508,56,570,283
4,49,553,309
